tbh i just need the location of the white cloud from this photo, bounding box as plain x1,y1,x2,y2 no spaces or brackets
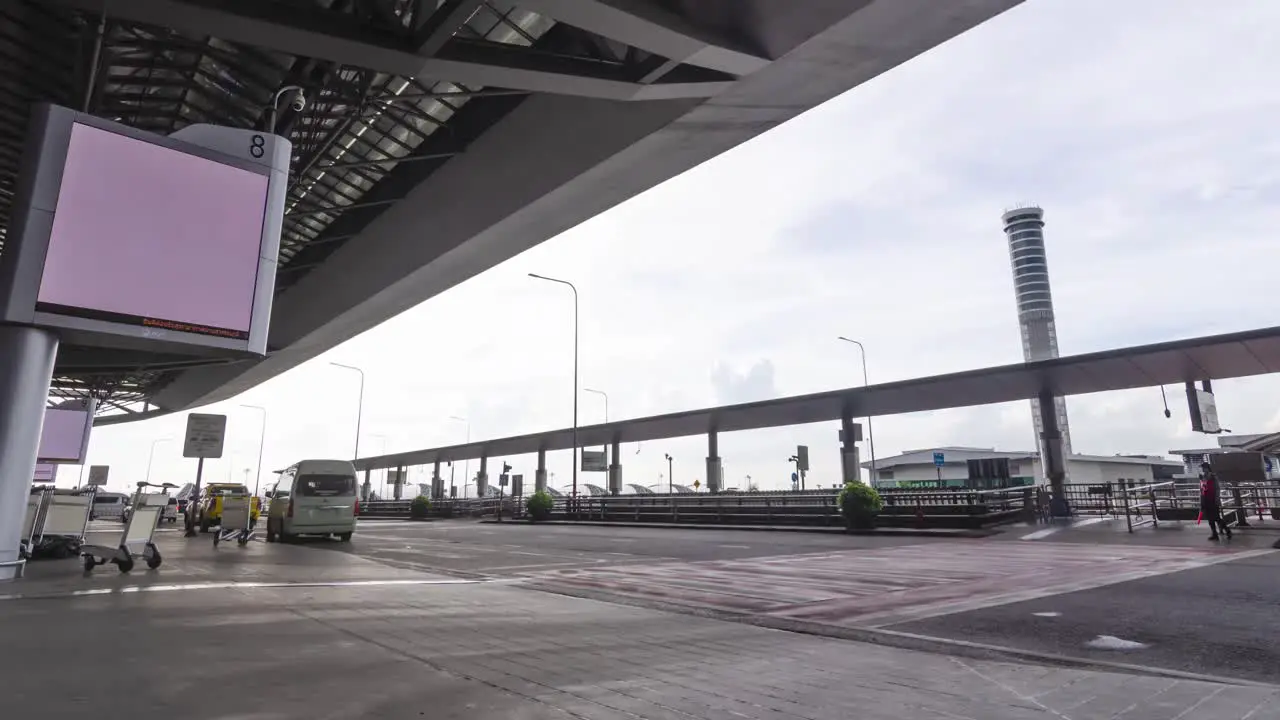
76,0,1280,495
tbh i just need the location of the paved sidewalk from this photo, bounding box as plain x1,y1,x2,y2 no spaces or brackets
3,548,1276,719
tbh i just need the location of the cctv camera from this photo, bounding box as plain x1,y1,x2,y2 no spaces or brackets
290,89,307,112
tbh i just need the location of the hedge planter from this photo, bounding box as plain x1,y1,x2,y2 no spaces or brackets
838,482,884,532
526,490,554,522
409,496,431,520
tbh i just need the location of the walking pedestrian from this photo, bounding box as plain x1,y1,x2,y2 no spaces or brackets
1200,462,1232,541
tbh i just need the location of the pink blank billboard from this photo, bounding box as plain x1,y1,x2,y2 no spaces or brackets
37,407,92,463
36,122,270,339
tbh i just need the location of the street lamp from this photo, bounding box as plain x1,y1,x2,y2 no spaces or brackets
529,272,579,505
664,453,673,494
449,416,470,499
584,387,608,468
837,336,878,484
367,433,388,497
145,438,173,483
330,362,365,459
240,404,267,497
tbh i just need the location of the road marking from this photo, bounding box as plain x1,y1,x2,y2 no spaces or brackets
719,544,751,550
1020,517,1108,540
1033,611,1062,618
0,577,485,602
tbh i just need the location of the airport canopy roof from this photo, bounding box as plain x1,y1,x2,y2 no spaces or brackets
3,0,1025,419
355,325,1280,471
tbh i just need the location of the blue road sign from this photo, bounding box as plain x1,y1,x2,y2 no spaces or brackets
933,452,945,467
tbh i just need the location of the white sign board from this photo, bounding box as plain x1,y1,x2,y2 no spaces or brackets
87,465,110,486
183,413,227,458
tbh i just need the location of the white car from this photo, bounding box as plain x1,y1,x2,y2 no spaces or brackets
90,492,128,522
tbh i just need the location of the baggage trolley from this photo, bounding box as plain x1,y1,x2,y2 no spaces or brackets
81,482,175,573
19,487,50,561
33,487,96,560
214,493,254,547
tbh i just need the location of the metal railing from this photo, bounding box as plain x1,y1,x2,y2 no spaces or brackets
360,488,1034,529
538,486,1034,529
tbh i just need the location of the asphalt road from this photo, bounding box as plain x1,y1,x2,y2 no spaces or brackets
325,519,940,576
893,549,1280,684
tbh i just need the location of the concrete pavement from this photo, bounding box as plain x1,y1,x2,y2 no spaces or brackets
3,520,1278,717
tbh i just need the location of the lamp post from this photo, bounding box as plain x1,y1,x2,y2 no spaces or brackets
367,433,388,497
664,453,673,494
584,387,608,468
837,336,877,483
145,438,172,483
330,362,365,459
529,272,579,507
240,404,267,497
449,416,469,500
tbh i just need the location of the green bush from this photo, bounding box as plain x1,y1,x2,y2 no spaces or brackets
526,490,554,521
409,495,431,520
838,482,883,529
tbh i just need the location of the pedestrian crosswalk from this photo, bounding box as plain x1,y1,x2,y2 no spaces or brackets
527,542,1264,628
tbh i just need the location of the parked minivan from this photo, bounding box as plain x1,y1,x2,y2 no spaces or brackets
264,460,359,543
91,492,128,522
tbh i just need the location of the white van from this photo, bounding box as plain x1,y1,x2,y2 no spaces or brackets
264,460,359,543
91,492,129,522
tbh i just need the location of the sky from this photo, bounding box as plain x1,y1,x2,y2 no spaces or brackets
60,0,1280,496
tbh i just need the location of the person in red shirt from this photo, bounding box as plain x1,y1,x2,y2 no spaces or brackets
1200,463,1231,541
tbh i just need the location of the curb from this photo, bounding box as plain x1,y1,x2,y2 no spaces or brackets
479,519,997,538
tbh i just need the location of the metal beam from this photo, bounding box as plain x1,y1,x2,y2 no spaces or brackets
515,0,770,76
49,0,734,100
412,0,486,57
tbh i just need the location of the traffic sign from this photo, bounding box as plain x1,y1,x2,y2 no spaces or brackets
796,445,809,472
933,452,945,467
183,413,227,458
87,465,110,486
693,479,701,490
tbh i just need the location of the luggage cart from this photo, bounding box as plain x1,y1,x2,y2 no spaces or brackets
33,487,96,560
81,482,175,573
19,487,50,561
214,494,254,547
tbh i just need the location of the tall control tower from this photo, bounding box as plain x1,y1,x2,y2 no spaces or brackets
1002,205,1072,458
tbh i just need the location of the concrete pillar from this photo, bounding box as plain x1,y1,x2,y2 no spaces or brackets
361,468,372,502
839,414,863,485
393,465,405,500
432,459,443,500
1039,390,1070,517
476,455,488,497
706,429,722,493
535,448,548,493
608,436,622,495
0,326,59,581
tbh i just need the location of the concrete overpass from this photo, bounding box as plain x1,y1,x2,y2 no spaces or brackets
0,0,1024,419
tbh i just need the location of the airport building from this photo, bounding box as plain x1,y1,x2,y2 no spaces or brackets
864,446,1181,490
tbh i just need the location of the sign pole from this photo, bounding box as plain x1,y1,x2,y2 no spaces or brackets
185,457,204,537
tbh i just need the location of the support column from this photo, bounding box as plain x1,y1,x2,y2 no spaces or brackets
706,429,722,494
361,468,372,502
0,326,59,581
839,414,863,486
432,459,443,500
608,436,622,495
1039,389,1070,517
393,465,404,500
535,448,547,493
476,455,488,497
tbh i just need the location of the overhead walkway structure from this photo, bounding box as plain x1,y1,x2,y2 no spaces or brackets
353,326,1280,512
